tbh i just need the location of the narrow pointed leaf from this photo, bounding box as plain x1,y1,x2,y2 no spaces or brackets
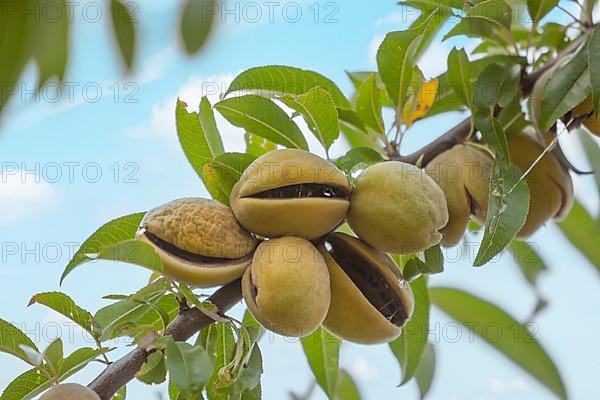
0,319,39,365
540,46,589,130
589,26,600,116
0,368,50,400
215,95,308,150
110,0,136,69
28,292,94,335
180,0,216,54
389,276,430,385
245,132,277,157
474,160,529,266
558,200,600,274
176,97,225,180
527,0,559,23
281,87,340,151
301,327,340,399
62,213,144,283
510,240,547,286
356,74,385,135
30,0,69,83
335,369,361,400
95,240,164,273
376,30,422,108
414,343,436,399
226,66,350,108
430,287,567,399
166,340,213,393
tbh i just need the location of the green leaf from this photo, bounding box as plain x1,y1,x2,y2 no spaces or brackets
230,345,263,396
474,160,529,266
389,276,430,385
137,351,167,384
205,323,237,398
215,95,308,150
338,147,383,176
346,71,393,107
404,0,464,11
245,132,277,157
337,109,367,133
408,8,451,60
240,383,261,400
510,240,547,286
335,369,361,400
498,99,529,136
424,245,444,274
589,26,600,116
540,46,589,130
301,327,340,399
356,74,385,136
166,339,213,393
281,87,340,152
527,0,559,23
180,0,216,54
113,386,127,400
429,55,525,116
414,343,436,400
339,124,380,152
29,0,70,83
402,247,443,280
474,114,509,162
474,63,520,109
0,368,50,400
62,213,144,283
558,200,600,274
42,339,64,377
58,347,106,380
177,97,225,179
444,0,513,45
242,310,263,345
579,130,600,218
430,287,567,399
376,29,423,108
28,292,94,336
135,295,179,333
206,152,257,201
0,2,30,113
226,66,350,108
0,319,39,365
110,0,136,70
94,240,163,273
93,293,175,341
447,48,473,109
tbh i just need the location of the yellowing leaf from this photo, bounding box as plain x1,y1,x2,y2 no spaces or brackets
402,79,439,127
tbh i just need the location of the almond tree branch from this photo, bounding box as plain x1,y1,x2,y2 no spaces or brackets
87,279,243,400
85,37,585,400
389,43,579,165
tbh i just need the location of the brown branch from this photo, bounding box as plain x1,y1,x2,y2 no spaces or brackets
391,46,575,165
87,279,243,400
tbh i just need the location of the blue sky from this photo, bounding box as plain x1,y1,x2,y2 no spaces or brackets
1,1,599,399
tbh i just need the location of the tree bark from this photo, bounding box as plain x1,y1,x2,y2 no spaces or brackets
87,280,243,400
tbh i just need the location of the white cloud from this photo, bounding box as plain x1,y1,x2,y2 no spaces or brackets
124,72,249,152
0,171,61,225
5,45,176,131
346,357,377,382
134,45,176,85
375,10,419,28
